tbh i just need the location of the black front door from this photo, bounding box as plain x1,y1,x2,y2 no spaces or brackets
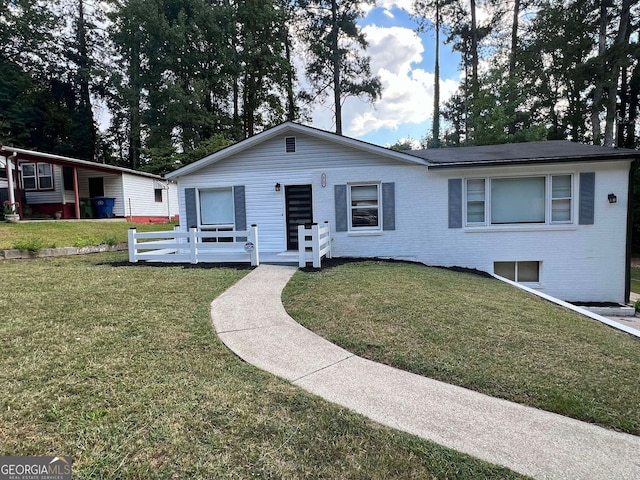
285,185,313,250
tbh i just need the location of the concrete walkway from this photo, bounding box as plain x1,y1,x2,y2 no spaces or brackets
211,264,640,480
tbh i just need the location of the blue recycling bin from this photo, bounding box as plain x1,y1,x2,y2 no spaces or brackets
93,197,115,218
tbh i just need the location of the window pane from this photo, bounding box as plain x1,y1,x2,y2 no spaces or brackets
467,202,485,223
38,163,52,176
23,177,36,189
491,177,545,224
467,179,485,201
352,208,379,227
22,164,35,176
200,188,234,225
351,185,378,206
552,199,571,222
552,175,571,199
39,177,52,189
517,261,540,282
494,262,516,280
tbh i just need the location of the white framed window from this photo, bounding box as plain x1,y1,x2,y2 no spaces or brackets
154,188,163,203
465,175,573,226
22,163,37,190
551,175,572,223
22,162,53,191
349,183,381,231
494,261,540,283
466,179,486,225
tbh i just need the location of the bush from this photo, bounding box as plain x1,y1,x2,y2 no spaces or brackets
13,237,47,253
100,234,119,246
635,299,640,313
73,236,100,248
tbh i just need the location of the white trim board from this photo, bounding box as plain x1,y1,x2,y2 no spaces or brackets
492,274,640,339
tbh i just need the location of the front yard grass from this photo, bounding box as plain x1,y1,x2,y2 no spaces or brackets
631,266,640,294
282,260,640,436
0,221,175,250
0,253,525,479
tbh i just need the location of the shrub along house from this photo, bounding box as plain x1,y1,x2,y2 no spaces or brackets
1,146,178,223
165,122,638,304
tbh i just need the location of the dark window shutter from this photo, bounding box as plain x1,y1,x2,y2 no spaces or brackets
382,182,395,231
448,178,463,228
234,185,246,230
185,188,197,229
335,184,347,232
579,172,595,225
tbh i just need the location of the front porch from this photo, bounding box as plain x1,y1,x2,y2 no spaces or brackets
128,223,331,268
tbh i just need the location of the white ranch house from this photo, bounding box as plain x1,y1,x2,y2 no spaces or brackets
157,122,636,304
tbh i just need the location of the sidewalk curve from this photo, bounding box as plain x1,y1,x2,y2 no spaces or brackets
211,264,640,480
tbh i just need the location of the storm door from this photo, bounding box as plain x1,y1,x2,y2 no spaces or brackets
285,185,313,250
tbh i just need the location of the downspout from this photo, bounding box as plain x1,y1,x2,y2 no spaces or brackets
625,159,636,304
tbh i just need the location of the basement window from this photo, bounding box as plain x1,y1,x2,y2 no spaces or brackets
494,261,540,283
285,137,296,153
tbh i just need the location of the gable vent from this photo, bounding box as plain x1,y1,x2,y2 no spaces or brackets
285,136,296,153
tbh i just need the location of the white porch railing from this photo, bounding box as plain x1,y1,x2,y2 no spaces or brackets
128,225,259,266
298,222,332,268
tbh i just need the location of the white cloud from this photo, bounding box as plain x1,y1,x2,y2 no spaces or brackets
375,0,416,14
334,24,458,137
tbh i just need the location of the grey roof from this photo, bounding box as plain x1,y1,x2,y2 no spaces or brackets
408,141,640,168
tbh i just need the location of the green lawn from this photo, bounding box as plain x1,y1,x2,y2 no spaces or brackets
0,253,524,479
282,260,640,436
631,266,640,294
0,221,175,250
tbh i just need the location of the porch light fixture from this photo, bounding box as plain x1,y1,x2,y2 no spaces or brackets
608,193,617,204
275,183,281,192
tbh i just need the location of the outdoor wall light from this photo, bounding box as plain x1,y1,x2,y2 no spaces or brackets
608,193,617,204
275,183,281,192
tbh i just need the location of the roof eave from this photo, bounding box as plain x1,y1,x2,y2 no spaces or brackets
0,146,166,180
427,154,639,169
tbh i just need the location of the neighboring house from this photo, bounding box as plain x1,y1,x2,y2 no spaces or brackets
0,147,178,223
166,122,638,304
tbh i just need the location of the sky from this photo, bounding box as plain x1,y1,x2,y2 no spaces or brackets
306,0,463,148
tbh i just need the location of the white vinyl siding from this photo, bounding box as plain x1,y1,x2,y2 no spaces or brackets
349,183,381,231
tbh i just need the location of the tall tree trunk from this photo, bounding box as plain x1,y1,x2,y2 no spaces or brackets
618,63,628,148
76,0,96,161
626,60,640,148
432,1,441,145
507,0,521,136
591,0,607,145
284,26,296,121
604,0,632,146
331,0,342,135
470,0,478,99
509,0,520,75
128,40,141,170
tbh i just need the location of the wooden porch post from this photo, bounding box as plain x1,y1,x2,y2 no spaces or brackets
73,167,80,219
